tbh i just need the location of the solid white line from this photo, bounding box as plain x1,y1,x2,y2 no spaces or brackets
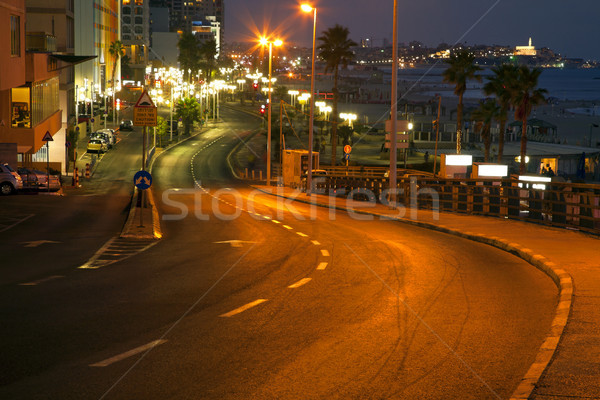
282,225,293,230
0,214,34,233
321,249,330,257
89,340,167,367
19,275,64,286
220,299,268,317
317,262,328,270
311,240,320,246
296,232,308,237
288,278,312,288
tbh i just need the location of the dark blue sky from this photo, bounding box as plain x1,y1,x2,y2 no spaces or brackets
225,0,600,60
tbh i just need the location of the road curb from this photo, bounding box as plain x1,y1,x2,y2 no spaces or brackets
251,186,573,399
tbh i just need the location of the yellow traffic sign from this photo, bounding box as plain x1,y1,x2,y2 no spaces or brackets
133,107,157,127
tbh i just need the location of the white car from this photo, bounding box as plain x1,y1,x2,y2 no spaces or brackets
0,163,23,195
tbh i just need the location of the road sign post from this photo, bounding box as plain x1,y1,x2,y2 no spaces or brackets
133,91,157,227
42,131,53,193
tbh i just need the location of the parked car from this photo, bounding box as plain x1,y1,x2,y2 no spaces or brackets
17,167,61,191
87,138,107,153
92,131,114,148
0,163,23,195
119,120,134,131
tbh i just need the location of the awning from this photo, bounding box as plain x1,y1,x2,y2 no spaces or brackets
50,54,97,71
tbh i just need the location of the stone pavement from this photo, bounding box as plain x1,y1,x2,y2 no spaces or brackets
251,184,600,400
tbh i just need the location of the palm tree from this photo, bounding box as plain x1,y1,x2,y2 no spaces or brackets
175,97,202,136
317,24,357,165
511,66,547,174
442,51,482,154
200,39,218,83
483,64,518,162
108,40,124,120
471,99,500,162
177,33,200,81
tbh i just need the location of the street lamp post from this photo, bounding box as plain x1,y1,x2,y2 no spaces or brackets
389,0,399,205
260,38,283,186
302,3,317,194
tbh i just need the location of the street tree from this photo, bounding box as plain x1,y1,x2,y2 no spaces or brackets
484,64,518,162
471,99,500,162
108,40,125,114
442,50,482,154
175,97,202,136
200,39,218,83
178,33,200,81
511,66,547,174
318,24,357,166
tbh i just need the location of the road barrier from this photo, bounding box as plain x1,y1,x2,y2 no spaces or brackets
300,175,600,235
73,168,79,186
85,163,90,179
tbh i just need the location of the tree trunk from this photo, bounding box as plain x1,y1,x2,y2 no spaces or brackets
456,92,463,154
484,125,491,162
330,67,339,166
498,117,506,163
520,118,528,174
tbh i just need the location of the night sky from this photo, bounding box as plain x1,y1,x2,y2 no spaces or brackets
225,0,600,60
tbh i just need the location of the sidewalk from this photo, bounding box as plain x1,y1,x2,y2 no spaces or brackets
251,184,600,400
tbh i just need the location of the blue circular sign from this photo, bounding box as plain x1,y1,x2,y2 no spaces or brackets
133,170,152,190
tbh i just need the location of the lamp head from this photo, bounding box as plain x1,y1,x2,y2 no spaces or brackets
301,4,314,12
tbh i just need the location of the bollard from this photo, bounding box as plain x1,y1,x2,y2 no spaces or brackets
85,163,90,178
259,170,263,181
252,170,255,180
73,167,79,186
245,168,248,179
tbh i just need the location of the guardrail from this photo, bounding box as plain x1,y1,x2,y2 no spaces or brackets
302,175,600,235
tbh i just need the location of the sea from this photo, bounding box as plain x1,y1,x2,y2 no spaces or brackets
384,66,600,102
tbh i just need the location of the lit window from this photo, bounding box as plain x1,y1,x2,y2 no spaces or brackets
11,86,30,128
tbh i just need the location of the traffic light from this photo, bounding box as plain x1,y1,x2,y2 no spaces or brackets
432,119,438,131
253,82,259,90
260,105,266,116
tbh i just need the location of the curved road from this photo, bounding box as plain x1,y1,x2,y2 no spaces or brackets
0,106,557,399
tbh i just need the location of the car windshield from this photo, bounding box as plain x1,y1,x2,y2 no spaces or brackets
4,164,15,172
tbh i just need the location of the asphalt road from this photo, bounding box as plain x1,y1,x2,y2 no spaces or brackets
0,105,557,399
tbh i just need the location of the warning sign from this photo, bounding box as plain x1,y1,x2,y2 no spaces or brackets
133,91,157,127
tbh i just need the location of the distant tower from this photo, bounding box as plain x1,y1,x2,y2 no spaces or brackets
529,37,532,47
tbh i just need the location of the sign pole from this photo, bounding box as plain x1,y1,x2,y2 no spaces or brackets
140,126,146,227
46,141,50,193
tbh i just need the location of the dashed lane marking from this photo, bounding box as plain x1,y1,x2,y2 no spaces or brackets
282,225,293,230
288,278,312,288
89,340,167,367
321,249,330,257
317,262,328,270
311,240,320,246
296,232,308,237
220,299,268,317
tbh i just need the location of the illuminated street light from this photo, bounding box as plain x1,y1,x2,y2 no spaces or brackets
288,89,299,107
259,37,283,186
301,3,317,194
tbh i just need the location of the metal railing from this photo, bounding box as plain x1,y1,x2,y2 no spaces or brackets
302,175,600,235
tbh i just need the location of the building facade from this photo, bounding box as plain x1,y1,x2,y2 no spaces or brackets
122,0,149,83
0,0,63,169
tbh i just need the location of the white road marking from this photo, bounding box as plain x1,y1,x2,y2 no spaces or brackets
263,216,271,220
0,214,34,233
22,240,60,248
296,232,308,237
288,278,312,288
317,262,328,270
213,240,256,248
89,340,167,367
19,275,64,286
321,249,330,257
282,225,293,230
311,240,320,246
220,299,268,317
271,220,281,224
